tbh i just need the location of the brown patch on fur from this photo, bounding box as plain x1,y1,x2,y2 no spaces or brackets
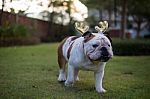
71,36,79,41
67,42,74,59
84,34,95,43
57,37,68,69
66,36,79,59
105,34,112,44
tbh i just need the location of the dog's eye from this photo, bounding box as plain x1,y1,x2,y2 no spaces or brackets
92,44,99,48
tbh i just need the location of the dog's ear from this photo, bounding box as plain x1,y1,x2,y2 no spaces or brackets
82,31,95,43
105,34,112,44
82,31,91,37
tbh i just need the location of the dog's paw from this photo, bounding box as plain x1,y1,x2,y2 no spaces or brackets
58,74,66,82
75,76,80,81
96,88,107,93
65,81,73,87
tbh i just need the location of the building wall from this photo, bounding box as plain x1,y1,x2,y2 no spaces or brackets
1,11,69,42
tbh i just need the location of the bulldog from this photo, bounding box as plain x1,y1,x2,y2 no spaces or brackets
57,21,113,93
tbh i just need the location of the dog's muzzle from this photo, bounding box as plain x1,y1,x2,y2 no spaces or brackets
96,47,112,62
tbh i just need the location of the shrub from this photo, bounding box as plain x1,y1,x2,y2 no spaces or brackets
0,24,40,46
0,37,40,47
0,24,29,38
112,39,150,56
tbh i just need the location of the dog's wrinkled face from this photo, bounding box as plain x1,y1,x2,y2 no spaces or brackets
83,32,113,62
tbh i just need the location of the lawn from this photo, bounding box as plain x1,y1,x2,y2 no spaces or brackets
0,43,150,99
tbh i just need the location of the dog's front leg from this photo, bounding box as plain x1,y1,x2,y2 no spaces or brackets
65,63,74,86
94,63,106,93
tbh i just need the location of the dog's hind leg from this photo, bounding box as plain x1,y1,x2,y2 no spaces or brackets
57,58,66,82
57,38,68,82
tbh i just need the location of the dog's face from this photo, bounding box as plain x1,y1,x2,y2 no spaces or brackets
83,32,113,62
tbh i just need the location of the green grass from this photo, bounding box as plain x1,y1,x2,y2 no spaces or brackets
0,43,150,99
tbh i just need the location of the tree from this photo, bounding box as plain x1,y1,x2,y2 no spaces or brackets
121,0,127,39
88,0,113,19
0,0,5,26
81,0,114,27
44,0,75,41
127,0,150,38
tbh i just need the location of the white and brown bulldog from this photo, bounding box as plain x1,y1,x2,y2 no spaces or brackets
57,21,113,93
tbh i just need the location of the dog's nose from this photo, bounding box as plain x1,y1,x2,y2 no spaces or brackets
101,47,109,57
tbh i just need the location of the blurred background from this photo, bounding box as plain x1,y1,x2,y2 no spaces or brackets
0,0,150,55
0,1,150,98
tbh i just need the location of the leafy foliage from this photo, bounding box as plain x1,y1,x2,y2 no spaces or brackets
0,24,40,46
0,24,29,38
112,39,150,55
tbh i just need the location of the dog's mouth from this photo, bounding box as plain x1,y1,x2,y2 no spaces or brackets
95,56,111,62
87,50,113,63
100,56,110,62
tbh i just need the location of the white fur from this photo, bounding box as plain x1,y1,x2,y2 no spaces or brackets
58,69,66,81
58,33,113,93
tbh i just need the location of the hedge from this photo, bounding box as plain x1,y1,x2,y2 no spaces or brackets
112,39,150,56
0,24,40,47
0,37,40,47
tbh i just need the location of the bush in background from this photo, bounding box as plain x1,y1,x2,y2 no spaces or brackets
0,25,28,38
0,24,40,47
112,39,150,56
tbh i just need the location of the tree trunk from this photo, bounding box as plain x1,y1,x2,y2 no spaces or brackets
137,17,142,38
121,0,127,39
67,0,74,35
108,8,112,25
48,2,55,40
114,0,117,27
0,0,5,26
68,0,72,25
99,9,103,21
48,11,55,41
132,15,142,38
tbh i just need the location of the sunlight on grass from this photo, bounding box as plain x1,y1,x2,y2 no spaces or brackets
0,43,150,99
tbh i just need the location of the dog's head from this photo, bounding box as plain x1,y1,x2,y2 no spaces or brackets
83,32,113,62
75,21,113,62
